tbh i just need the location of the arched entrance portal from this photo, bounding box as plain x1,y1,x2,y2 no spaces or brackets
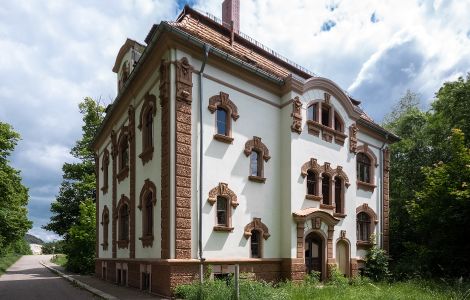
305,232,323,277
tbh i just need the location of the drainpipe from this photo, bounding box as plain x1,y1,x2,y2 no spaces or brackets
198,43,211,283
379,136,388,248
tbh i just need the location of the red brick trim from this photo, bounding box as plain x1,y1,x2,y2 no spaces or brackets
243,218,270,240
138,92,157,165
382,148,390,253
244,136,270,182
349,124,358,153
174,57,193,259
159,60,171,259
95,154,100,257
128,105,136,258
300,158,350,208
138,179,157,248
111,130,118,258
356,144,378,191
115,194,131,249
101,149,109,194
101,205,110,250
356,203,378,246
290,96,302,134
116,126,130,182
208,91,239,142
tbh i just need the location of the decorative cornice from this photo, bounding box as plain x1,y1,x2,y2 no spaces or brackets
207,182,238,208
244,136,270,162
208,92,239,121
244,218,270,240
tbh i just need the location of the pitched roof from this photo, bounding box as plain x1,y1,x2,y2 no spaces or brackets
164,6,315,81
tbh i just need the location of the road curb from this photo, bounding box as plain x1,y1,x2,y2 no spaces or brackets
40,262,118,300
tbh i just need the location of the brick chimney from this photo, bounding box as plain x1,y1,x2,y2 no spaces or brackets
222,0,240,34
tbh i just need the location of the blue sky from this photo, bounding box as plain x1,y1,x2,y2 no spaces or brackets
1,0,469,241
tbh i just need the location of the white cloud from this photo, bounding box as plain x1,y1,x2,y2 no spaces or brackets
1,0,470,236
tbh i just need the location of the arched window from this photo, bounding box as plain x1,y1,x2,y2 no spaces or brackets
307,170,317,196
250,230,261,258
101,149,109,194
208,92,239,143
322,174,330,205
119,204,129,241
144,193,153,236
307,103,318,121
216,196,228,227
119,136,129,171
101,206,109,250
335,177,343,214
216,107,228,136
356,212,371,242
250,151,260,177
357,153,371,183
144,109,153,150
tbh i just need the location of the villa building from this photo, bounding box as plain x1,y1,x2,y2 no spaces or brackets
92,1,398,297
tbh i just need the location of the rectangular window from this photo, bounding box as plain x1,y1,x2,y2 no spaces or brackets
321,107,330,126
216,197,227,226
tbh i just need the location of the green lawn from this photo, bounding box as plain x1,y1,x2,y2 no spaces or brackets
0,253,21,276
50,254,67,267
175,277,470,300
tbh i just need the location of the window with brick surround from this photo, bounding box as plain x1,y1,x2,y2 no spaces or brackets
356,212,370,242
250,229,261,258
244,136,270,183
101,206,109,250
138,93,156,164
119,203,129,241
208,92,239,144
307,170,318,196
357,153,371,183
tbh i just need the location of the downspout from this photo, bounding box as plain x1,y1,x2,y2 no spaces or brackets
379,136,388,249
198,43,211,283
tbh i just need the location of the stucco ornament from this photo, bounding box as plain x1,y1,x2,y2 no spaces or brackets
244,136,271,161
244,218,270,240
349,124,358,153
290,96,303,134
208,92,239,120
207,182,238,208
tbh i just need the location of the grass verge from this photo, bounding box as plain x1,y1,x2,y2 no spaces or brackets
51,254,67,267
0,253,21,277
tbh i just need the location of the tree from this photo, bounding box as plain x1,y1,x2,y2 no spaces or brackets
44,98,104,236
64,199,96,273
409,129,470,277
0,122,32,256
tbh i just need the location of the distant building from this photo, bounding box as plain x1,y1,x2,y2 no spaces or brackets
30,244,43,255
92,1,398,297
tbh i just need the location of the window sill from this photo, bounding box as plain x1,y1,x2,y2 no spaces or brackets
139,146,154,165
319,203,335,210
213,134,234,144
139,235,154,248
213,226,234,232
116,166,129,182
248,175,266,183
306,120,347,145
357,181,376,192
356,240,373,248
333,213,347,218
305,194,322,201
117,239,129,249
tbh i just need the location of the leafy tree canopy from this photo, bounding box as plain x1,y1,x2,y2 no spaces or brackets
0,122,32,253
44,97,104,236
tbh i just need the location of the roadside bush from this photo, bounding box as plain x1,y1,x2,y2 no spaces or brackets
42,240,65,254
327,265,349,287
364,243,390,282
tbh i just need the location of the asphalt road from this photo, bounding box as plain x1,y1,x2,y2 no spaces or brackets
0,255,96,300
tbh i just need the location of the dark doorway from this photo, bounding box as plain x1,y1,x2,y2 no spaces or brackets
305,232,323,278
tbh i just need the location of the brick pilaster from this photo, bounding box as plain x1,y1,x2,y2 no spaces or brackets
111,130,118,258
383,148,390,253
174,57,193,259
128,106,136,258
159,60,171,259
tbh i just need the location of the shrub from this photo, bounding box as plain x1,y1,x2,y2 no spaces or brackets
327,265,349,287
364,243,390,281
